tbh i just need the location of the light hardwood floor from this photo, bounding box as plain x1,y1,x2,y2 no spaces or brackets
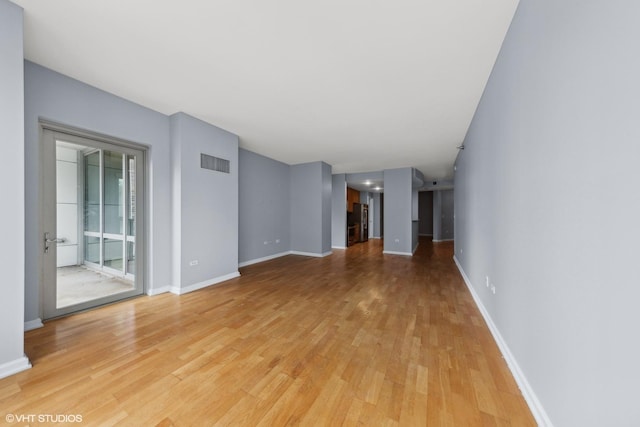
1,238,535,426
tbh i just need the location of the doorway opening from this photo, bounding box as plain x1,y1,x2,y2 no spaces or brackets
41,125,145,319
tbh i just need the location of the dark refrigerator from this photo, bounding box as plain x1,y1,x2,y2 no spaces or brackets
353,203,369,242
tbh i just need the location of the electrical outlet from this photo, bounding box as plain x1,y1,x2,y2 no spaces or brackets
189,260,198,266
491,285,496,294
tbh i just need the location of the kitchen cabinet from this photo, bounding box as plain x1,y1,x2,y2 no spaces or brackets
346,187,360,212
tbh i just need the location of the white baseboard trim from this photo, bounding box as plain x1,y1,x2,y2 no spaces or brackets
171,271,241,295
290,250,332,258
370,236,382,239
453,256,553,427
0,355,31,379
24,318,43,331
239,249,335,267
147,286,171,296
433,238,454,243
239,251,291,267
331,246,347,250
382,250,413,256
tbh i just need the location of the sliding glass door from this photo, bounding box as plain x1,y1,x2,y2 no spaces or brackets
83,149,137,278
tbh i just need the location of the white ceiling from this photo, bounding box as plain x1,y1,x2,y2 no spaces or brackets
14,0,519,180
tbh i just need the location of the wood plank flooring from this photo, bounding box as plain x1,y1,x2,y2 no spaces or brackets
0,238,535,426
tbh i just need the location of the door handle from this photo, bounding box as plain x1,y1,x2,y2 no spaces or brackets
44,232,66,253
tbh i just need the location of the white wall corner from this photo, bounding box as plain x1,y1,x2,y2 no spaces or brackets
170,271,240,295
24,318,43,331
453,256,554,427
331,246,347,250
0,355,31,380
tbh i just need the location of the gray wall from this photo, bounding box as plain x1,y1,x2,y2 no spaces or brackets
359,191,370,205
239,149,291,263
418,191,433,236
411,187,419,251
371,192,382,238
321,162,332,253
170,113,239,290
433,189,454,242
440,190,454,240
290,162,332,256
382,168,412,255
331,174,347,248
0,0,29,377
454,0,640,425
24,62,173,320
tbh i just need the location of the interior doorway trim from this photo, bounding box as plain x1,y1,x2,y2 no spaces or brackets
38,119,148,320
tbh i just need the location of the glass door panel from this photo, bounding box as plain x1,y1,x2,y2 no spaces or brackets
103,237,124,270
84,151,100,233
103,150,124,235
84,235,101,264
125,154,136,278
127,241,136,275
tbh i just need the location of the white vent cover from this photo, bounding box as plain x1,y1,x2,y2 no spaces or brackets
201,153,230,173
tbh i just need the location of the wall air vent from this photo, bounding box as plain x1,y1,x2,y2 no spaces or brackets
200,153,230,174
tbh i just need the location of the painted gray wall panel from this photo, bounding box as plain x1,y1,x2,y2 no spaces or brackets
24,61,172,321
290,162,326,255
412,188,419,250
411,189,419,221
418,192,433,235
169,114,182,288
359,191,370,205
433,191,442,241
383,168,412,254
455,1,640,425
170,113,238,287
239,149,291,262
331,174,347,248
371,192,382,238
321,162,332,254
440,190,454,240
433,190,454,241
0,0,26,367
